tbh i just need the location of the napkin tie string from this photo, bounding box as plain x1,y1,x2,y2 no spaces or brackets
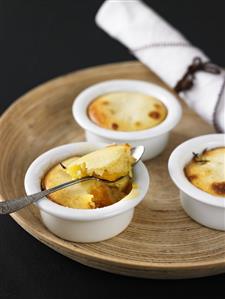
174,57,221,93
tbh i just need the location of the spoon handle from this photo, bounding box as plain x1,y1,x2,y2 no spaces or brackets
0,177,96,215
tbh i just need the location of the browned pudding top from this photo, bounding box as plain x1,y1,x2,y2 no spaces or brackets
184,147,225,197
87,91,167,131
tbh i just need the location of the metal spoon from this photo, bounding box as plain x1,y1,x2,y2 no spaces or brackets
0,145,144,214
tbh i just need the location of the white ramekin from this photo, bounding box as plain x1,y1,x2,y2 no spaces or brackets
168,134,225,231
24,142,149,242
72,80,182,161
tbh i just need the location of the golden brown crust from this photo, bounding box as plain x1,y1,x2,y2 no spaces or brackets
184,147,225,197
87,92,167,131
148,111,161,119
211,182,225,195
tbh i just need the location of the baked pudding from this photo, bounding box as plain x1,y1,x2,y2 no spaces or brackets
184,147,225,197
42,144,136,209
87,91,167,131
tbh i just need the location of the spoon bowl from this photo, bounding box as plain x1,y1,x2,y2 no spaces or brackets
131,145,145,164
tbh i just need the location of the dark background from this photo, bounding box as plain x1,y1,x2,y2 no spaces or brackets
0,1,225,298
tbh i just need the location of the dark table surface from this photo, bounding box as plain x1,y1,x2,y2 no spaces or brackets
0,1,225,298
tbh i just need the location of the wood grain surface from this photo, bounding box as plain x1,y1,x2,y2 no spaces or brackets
0,61,224,279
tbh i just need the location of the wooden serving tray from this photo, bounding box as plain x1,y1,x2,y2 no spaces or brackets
0,61,224,279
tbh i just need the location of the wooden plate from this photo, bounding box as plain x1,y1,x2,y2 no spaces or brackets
0,61,225,279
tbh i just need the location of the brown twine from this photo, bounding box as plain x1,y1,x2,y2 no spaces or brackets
174,57,221,93
212,74,225,133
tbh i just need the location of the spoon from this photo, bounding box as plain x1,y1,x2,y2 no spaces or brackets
0,145,144,214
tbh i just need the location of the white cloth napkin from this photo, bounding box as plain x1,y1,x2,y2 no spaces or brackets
96,0,225,132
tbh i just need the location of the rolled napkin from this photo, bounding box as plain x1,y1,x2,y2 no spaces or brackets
96,0,225,132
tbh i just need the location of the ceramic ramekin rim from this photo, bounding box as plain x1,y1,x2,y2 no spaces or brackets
24,142,150,221
168,134,225,208
72,79,182,140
